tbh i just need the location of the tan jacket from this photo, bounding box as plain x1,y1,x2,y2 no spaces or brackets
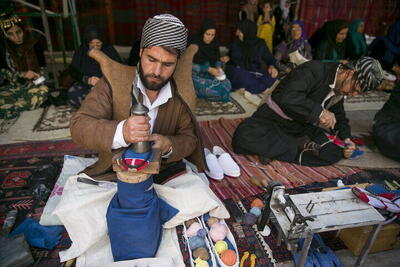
70,51,206,180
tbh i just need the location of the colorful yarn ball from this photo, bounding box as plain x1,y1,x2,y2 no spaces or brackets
189,236,206,251
197,228,207,238
210,222,228,242
220,249,237,266
207,217,219,228
185,218,198,228
193,247,210,261
214,240,228,254
251,198,265,209
243,212,258,225
187,222,202,237
250,206,262,217
194,258,209,267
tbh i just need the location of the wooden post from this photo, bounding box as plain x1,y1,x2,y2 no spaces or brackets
104,0,115,44
38,0,58,88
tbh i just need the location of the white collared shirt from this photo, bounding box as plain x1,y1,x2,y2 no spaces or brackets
321,66,339,108
111,78,172,149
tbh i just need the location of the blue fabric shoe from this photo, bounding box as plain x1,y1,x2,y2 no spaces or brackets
9,218,63,249
106,176,179,261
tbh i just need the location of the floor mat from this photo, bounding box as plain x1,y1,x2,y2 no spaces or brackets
200,118,361,201
0,150,96,267
195,97,245,116
337,120,400,168
344,90,390,111
0,105,75,145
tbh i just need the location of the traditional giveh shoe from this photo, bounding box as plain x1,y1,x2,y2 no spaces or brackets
204,148,224,180
213,146,241,178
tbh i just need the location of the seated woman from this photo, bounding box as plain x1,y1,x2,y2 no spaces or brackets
257,1,276,53
347,19,367,60
67,24,122,108
311,19,350,64
226,19,278,95
189,19,232,102
369,20,400,72
0,12,48,119
274,20,312,73
373,82,400,162
239,0,260,22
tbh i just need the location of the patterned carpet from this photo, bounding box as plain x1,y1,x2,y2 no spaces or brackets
195,98,246,116
0,140,95,267
1,120,399,266
199,118,361,201
0,105,75,144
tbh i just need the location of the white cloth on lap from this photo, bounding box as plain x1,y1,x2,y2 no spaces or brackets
40,155,98,226
54,170,229,267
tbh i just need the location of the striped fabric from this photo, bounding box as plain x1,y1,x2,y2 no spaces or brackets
200,118,361,201
140,14,187,55
353,57,384,92
299,0,400,38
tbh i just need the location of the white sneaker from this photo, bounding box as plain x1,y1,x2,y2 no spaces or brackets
204,148,224,180
212,146,241,178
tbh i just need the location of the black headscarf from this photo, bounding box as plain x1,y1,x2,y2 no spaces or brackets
323,19,349,58
189,19,220,66
235,19,264,70
71,24,121,78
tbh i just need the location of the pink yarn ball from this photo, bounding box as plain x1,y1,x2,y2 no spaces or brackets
209,222,228,242
187,222,202,237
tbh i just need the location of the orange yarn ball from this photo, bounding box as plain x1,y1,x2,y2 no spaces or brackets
250,198,264,209
220,249,237,266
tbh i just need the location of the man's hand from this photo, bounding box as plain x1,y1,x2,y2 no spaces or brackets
319,109,336,129
122,115,151,144
343,138,356,158
22,70,40,80
149,134,172,154
88,76,100,86
268,65,278,78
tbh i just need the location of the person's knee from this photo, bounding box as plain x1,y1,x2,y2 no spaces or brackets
319,143,343,164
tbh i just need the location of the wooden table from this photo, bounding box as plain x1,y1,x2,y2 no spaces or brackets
270,189,386,267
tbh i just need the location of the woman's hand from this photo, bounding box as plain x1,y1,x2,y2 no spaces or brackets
220,56,230,64
208,67,219,77
21,70,40,80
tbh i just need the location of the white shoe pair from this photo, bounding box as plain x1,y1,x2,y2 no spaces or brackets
204,146,241,180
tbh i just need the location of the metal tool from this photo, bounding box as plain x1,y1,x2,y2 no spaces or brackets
77,176,116,189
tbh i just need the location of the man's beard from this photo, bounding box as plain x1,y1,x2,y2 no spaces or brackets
139,63,170,91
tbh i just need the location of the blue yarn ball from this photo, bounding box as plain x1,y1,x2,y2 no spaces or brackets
197,228,207,238
250,207,262,217
243,212,258,225
189,236,206,251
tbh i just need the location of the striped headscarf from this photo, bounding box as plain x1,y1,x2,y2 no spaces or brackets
352,56,384,92
140,14,187,56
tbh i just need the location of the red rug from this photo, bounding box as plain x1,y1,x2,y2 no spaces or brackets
199,118,362,201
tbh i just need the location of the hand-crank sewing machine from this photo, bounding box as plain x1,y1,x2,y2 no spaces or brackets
257,182,386,267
